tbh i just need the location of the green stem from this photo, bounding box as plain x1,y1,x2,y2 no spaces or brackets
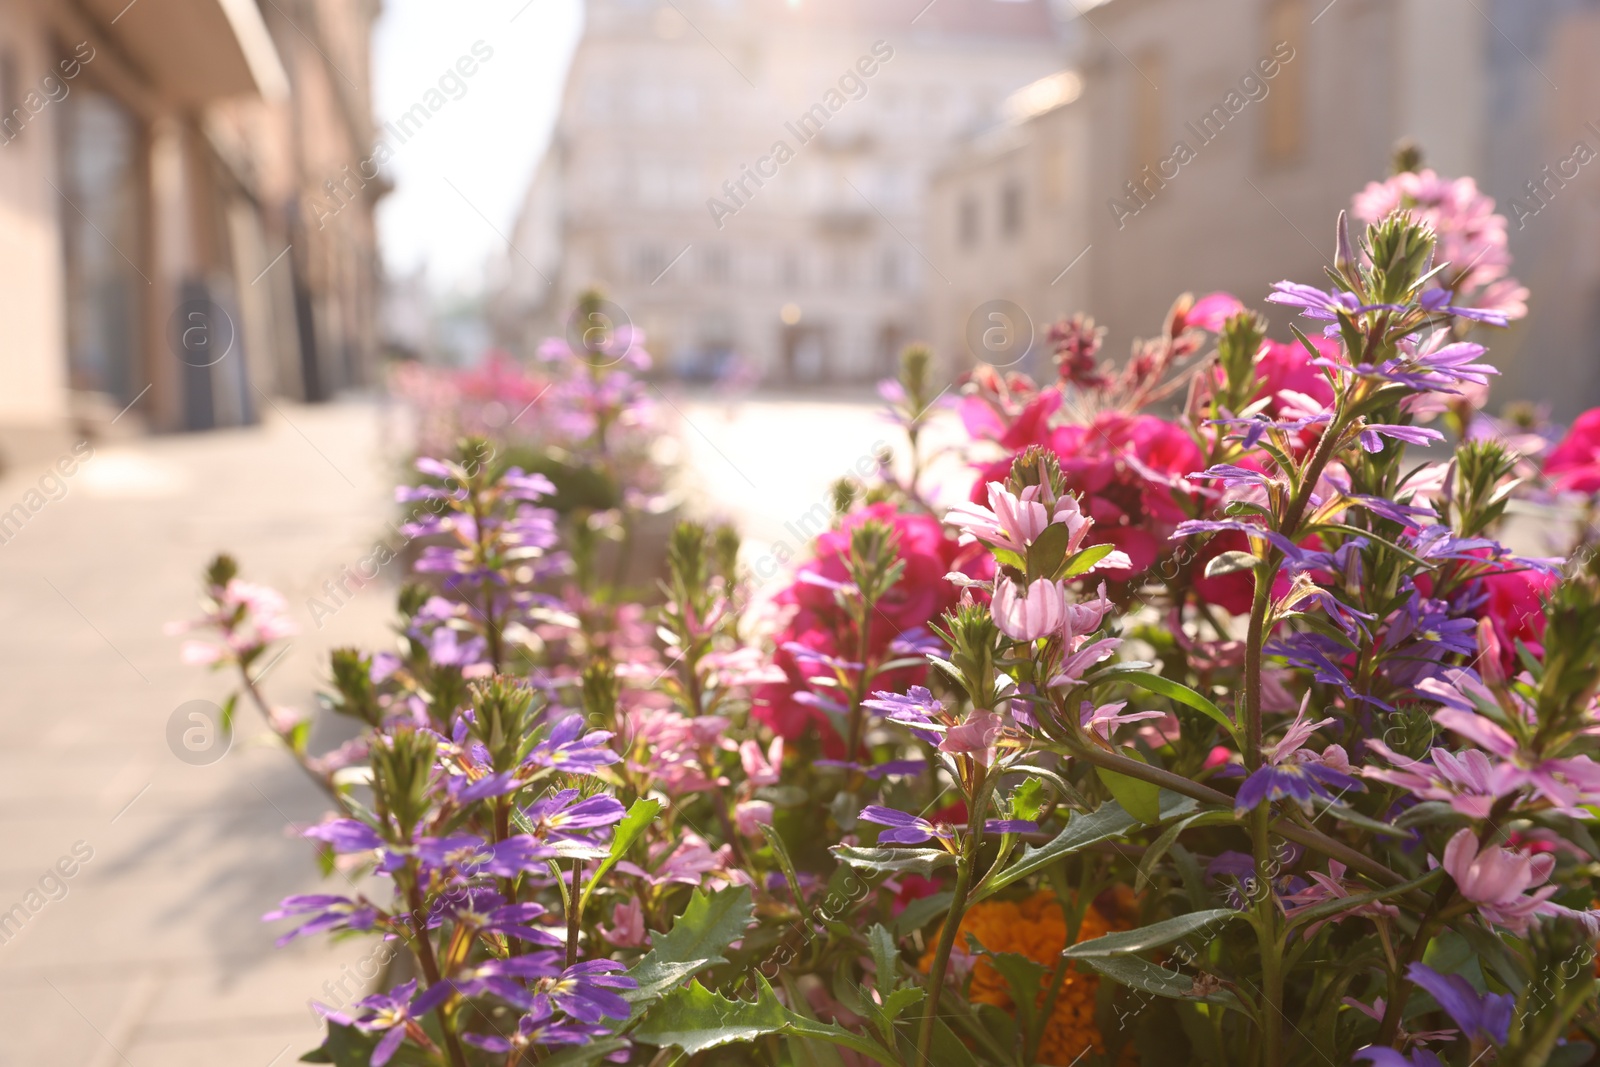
406,878,470,1067
917,824,982,1062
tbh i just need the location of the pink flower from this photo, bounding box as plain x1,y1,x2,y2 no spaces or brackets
600,897,648,948
735,800,774,837
1544,408,1600,493
1361,742,1512,820
739,737,783,787
991,578,1066,641
1439,828,1558,934
1353,168,1526,321
1079,700,1166,743
938,709,1005,764
946,482,1088,556
1281,860,1400,939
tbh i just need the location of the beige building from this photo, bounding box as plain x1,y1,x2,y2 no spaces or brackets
496,0,1069,383
927,0,1600,418
0,0,382,470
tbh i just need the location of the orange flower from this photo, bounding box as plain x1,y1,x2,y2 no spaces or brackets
919,891,1123,1064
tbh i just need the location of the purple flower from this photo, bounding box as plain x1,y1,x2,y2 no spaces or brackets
1419,287,1510,327
524,789,627,843
474,834,560,877
423,953,565,1012
446,770,520,806
262,894,379,946
1404,963,1512,1046
318,980,425,1067
526,959,637,1024
814,758,928,779
1233,762,1361,817
460,1008,613,1053
861,686,943,745
859,805,953,845
415,833,492,873
1327,338,1500,393
1267,281,1399,321
303,818,384,853
1358,423,1444,452
445,890,565,947
984,819,1037,834
1354,1048,1446,1067
526,715,619,775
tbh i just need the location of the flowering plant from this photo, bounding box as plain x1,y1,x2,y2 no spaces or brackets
177,188,1600,1067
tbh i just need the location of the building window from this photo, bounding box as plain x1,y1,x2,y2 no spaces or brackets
1000,181,1023,239
958,194,980,248
1264,0,1306,164
60,87,144,404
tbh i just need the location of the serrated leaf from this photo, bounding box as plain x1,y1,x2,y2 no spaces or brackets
972,793,1196,903
831,845,955,877
625,886,753,1004
1079,955,1246,1011
634,978,788,1053
1008,777,1048,821
1096,765,1161,825
1061,908,1242,959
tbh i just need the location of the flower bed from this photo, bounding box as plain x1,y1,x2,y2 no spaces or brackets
173,175,1600,1067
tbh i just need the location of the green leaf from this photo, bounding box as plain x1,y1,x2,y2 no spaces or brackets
1203,550,1258,578
635,977,900,1065
972,793,1196,903
1007,777,1048,821
893,891,954,936
625,885,753,1004
1096,765,1161,825
1061,541,1116,579
1138,809,1234,886
579,797,660,914
867,924,900,1000
1026,521,1074,578
1062,909,1243,959
831,845,955,877
533,1040,631,1067
759,821,808,922
990,547,1027,572
981,948,1047,1036
1112,670,1240,742
1078,955,1246,1012
634,978,789,1054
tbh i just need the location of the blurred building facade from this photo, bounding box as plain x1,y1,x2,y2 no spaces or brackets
0,0,382,470
496,0,1069,384
926,0,1600,418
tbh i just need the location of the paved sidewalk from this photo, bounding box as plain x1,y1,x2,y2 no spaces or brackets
0,387,959,1066
0,400,410,1067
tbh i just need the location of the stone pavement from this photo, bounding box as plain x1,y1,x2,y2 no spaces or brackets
0,387,952,1066
0,399,409,1067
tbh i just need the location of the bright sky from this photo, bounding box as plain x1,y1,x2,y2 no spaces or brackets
372,0,583,295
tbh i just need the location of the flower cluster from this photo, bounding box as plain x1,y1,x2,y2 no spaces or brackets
173,192,1600,1067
